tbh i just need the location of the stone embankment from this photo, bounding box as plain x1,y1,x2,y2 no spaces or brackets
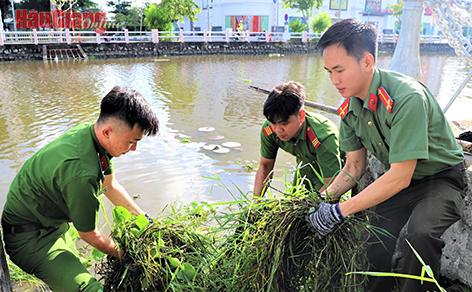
0,41,455,61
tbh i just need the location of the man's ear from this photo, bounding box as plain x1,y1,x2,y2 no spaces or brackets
299,109,306,123
102,125,113,139
362,53,375,71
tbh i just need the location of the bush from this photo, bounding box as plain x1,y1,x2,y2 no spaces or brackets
312,12,332,34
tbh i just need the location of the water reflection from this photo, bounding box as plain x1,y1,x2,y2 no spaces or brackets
0,53,470,214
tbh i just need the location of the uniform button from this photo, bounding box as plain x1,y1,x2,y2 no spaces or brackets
294,144,297,146
368,121,373,126
378,142,382,146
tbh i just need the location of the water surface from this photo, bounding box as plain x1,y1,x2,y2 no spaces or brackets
0,53,471,215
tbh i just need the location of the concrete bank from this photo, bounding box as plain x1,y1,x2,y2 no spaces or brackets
0,41,455,62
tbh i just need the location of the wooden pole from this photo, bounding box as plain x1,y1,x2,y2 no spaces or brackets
248,85,338,115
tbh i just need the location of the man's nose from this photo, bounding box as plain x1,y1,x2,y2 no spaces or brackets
130,142,138,151
274,124,283,133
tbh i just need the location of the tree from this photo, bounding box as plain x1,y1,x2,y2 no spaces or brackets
388,0,423,79
387,0,403,33
107,0,132,29
282,0,322,20
289,18,307,33
144,3,173,32
311,11,331,33
127,7,142,31
160,0,200,26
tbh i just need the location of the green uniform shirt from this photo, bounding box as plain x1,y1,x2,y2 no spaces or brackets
260,112,343,190
339,68,463,180
2,123,114,232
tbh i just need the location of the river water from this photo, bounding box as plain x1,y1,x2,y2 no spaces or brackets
0,53,471,217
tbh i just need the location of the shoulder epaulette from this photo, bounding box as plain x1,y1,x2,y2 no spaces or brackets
262,125,274,136
378,87,393,113
306,127,321,149
337,97,351,119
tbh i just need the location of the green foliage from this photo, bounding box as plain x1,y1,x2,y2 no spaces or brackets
107,0,132,16
96,171,373,291
311,11,332,33
161,0,201,24
282,0,322,19
387,0,403,32
144,3,175,32
289,18,308,33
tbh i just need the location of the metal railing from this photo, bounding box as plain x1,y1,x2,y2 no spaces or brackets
0,28,450,46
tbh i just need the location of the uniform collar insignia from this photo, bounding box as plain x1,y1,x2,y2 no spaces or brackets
368,93,378,112
99,156,109,172
337,97,351,119
378,86,393,113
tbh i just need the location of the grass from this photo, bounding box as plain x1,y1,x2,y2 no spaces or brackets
95,171,374,291
5,168,472,291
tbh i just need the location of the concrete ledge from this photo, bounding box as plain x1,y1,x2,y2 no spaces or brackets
0,41,454,62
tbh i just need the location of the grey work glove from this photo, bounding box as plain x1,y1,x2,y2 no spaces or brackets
305,202,345,239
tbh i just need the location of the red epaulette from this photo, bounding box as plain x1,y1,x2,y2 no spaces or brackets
262,125,274,136
337,97,351,119
306,127,321,149
378,87,393,113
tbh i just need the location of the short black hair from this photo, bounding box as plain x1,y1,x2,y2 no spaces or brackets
98,86,159,136
263,82,305,124
317,18,378,63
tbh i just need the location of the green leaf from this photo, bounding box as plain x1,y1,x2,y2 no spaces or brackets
181,262,196,279
113,206,132,224
167,256,181,267
91,248,105,261
135,214,150,231
130,228,140,238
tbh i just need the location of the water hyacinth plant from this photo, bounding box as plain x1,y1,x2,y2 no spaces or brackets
96,169,376,292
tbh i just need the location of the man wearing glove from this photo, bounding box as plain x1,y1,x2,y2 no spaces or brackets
2,86,160,292
306,19,468,292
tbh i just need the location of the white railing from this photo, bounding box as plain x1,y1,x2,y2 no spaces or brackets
0,29,451,46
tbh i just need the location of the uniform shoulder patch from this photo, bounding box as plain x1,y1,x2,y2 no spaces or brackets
262,125,274,136
306,127,321,149
378,87,393,113
337,97,351,119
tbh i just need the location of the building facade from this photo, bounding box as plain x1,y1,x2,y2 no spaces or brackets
183,0,440,36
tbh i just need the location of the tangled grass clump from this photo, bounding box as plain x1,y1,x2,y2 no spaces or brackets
96,176,375,292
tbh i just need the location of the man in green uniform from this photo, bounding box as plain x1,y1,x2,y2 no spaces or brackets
305,19,468,292
254,81,343,195
2,86,160,292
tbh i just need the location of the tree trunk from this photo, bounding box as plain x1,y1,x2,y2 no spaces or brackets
0,233,13,292
388,0,424,79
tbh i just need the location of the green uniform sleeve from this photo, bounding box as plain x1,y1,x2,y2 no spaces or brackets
315,133,343,178
388,93,429,163
62,177,101,233
339,120,364,153
260,125,278,160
